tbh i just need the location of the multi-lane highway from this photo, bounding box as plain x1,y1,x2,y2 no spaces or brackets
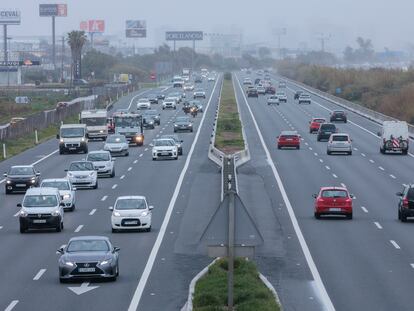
0,76,223,311
234,71,414,311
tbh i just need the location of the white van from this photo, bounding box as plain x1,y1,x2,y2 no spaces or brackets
57,124,88,154
379,121,409,155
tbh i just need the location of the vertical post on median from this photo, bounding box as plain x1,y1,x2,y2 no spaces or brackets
226,155,235,311
2,143,6,159
35,130,39,144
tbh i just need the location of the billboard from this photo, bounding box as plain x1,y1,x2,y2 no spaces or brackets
166,31,203,41
39,4,67,17
0,9,21,25
126,20,146,38
80,20,105,33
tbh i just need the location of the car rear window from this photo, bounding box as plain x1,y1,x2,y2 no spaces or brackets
314,119,325,123
321,190,348,198
334,111,345,115
332,135,349,142
321,124,336,131
407,189,414,200
281,135,298,139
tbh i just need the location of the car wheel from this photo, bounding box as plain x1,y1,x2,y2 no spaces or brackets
297,146,300,150
125,152,129,157
344,120,347,123
327,150,331,155
398,208,402,220
59,278,68,284
56,223,62,232
84,147,88,154
277,145,281,149
152,157,156,161
401,212,408,222
402,149,408,155
71,204,75,212
317,137,321,142
5,187,11,195
346,213,353,220
111,169,115,178
314,212,321,219
20,226,26,233
309,130,312,133
59,148,64,155
348,151,352,155
93,181,98,189
380,147,385,154
146,226,151,232
112,228,118,233
179,150,183,156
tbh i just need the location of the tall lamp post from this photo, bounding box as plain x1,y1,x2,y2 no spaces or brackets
6,36,12,87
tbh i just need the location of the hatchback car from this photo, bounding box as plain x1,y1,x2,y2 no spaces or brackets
313,187,354,219
65,161,98,189
193,88,206,99
174,116,193,133
276,91,287,103
267,95,280,105
18,187,64,233
137,98,151,110
57,236,119,283
40,178,76,211
330,110,347,123
151,138,178,160
309,118,326,133
257,86,266,95
86,150,115,177
277,131,301,149
298,93,312,104
110,196,153,232
396,185,414,222
104,134,129,156
247,88,258,98
317,123,337,141
161,134,183,155
162,98,177,110
327,133,352,155
4,165,41,194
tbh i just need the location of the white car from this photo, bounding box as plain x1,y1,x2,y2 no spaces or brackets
86,150,115,177
110,196,153,232
137,98,151,110
327,133,352,155
65,161,98,189
257,86,266,95
40,178,76,211
151,138,178,160
167,93,182,103
208,76,216,82
276,91,287,103
267,95,280,105
183,84,194,91
298,94,311,104
104,134,129,156
193,88,206,99
162,99,177,110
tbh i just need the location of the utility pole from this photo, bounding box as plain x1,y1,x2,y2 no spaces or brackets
61,36,65,82
273,28,287,59
52,16,56,70
317,33,331,52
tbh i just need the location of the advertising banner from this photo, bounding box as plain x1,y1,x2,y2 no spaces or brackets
165,31,203,41
80,20,105,33
39,4,67,17
126,20,146,38
0,9,21,25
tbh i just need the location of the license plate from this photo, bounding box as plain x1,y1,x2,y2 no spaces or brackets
79,268,95,273
16,184,26,187
125,221,138,225
33,219,46,224
286,139,293,141
161,152,169,155
69,147,76,150
330,208,341,212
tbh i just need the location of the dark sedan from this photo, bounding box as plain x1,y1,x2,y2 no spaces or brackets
247,88,258,98
147,94,158,104
174,116,193,133
58,236,119,283
156,93,165,101
4,165,41,194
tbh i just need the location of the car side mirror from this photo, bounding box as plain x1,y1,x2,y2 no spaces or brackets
56,134,60,139
149,143,154,147
56,248,64,255
3,173,7,177
396,192,403,197
17,203,22,208
113,247,120,252
108,206,114,211
350,194,355,199
149,205,154,210
377,131,381,137
60,203,65,207
64,169,68,172
312,194,317,198
180,140,183,143
36,172,41,176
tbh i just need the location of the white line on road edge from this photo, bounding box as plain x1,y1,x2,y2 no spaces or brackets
128,167,132,171
127,76,220,311
379,166,385,171
144,148,148,151
361,206,369,213
112,184,118,189
133,160,138,164
74,225,83,233
235,75,335,311
332,174,338,178
361,153,366,157
314,152,318,156
5,300,18,311
390,174,396,179
139,154,143,157
410,264,414,269
390,240,401,250
120,174,125,179
340,183,346,188
374,222,383,229
89,209,97,216
369,159,374,163
325,166,330,170
319,159,323,163
101,195,108,201
33,269,46,280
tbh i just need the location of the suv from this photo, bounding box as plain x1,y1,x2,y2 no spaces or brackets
330,110,347,123
137,98,151,110
162,98,177,110
327,133,352,155
18,187,65,233
276,91,287,103
298,93,311,104
86,150,116,177
397,185,414,222
4,165,41,194
57,124,88,154
317,123,337,141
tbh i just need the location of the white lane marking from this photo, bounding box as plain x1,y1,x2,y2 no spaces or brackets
305,142,309,146
120,174,125,180
144,148,148,151
139,154,143,157
133,160,138,164
374,222,383,229
361,153,366,157
390,174,396,179
127,76,220,311
309,147,313,151
369,159,374,163
33,269,46,281
234,75,335,311
128,167,132,171
353,147,358,151
379,166,385,171
319,159,323,163
332,174,338,178
13,212,19,217
127,89,151,110
410,264,414,269
0,226,3,230
74,225,84,233
101,195,108,201
361,206,368,213
112,184,118,189
314,152,318,156
340,183,346,188
403,184,408,187
89,209,97,216
325,166,330,170
390,240,401,250
5,300,19,311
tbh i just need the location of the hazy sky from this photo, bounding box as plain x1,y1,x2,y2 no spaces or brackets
3,0,414,53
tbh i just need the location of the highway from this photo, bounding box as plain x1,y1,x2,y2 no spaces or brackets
234,71,414,311
0,76,222,311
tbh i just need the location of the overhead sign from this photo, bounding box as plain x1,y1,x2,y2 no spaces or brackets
126,20,146,38
80,20,105,33
165,31,203,41
39,4,67,17
0,60,40,66
0,9,21,25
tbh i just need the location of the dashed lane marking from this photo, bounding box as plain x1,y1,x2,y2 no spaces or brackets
74,225,84,233
5,300,19,311
33,269,46,281
361,206,368,213
112,184,118,189
374,222,383,229
89,209,97,216
390,240,401,250
101,196,108,201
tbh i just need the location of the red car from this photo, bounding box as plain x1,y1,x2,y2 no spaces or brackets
309,118,326,133
277,131,301,149
313,187,354,219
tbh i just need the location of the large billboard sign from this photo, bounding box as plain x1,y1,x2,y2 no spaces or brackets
0,9,21,25
165,31,203,41
80,20,105,33
126,20,146,38
39,4,67,17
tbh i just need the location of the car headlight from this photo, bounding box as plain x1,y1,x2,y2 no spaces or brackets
63,261,75,267
141,211,149,217
6,180,11,184
136,136,143,142
174,124,178,127
113,211,121,217
63,194,71,200
31,178,36,184
67,172,74,177
60,139,64,143
52,210,61,217
99,130,104,133
19,210,28,217
89,172,96,177
81,137,85,142
99,259,112,266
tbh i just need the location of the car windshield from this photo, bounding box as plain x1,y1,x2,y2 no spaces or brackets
276,93,285,96
195,89,203,92
67,240,109,253
61,127,84,138
332,135,349,142
115,198,146,210
281,135,297,139
154,139,174,146
321,124,336,131
144,110,158,116
106,135,126,143
161,135,178,142
23,195,58,207
301,94,310,98
81,117,106,126
114,116,140,127
41,181,70,190
69,162,94,171
176,117,190,123
314,119,325,123
87,153,110,161
270,96,278,99
138,98,149,103
9,167,34,175
321,190,348,198
407,189,414,200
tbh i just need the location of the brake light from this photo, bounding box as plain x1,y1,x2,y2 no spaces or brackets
345,198,352,203
403,198,409,208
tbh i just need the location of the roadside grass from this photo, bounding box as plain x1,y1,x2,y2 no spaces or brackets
215,74,245,154
193,258,280,311
0,114,79,161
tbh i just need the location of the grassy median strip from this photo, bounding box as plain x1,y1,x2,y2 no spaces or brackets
215,73,245,154
0,114,79,161
193,258,280,311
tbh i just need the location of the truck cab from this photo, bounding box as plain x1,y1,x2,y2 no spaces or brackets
379,121,409,155
113,112,144,146
80,109,108,140
57,124,88,154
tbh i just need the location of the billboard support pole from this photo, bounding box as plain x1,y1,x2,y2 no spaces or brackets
52,16,56,71
3,25,7,64
191,40,195,74
90,32,94,49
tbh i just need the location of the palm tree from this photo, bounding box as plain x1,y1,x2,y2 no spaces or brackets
67,31,87,90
